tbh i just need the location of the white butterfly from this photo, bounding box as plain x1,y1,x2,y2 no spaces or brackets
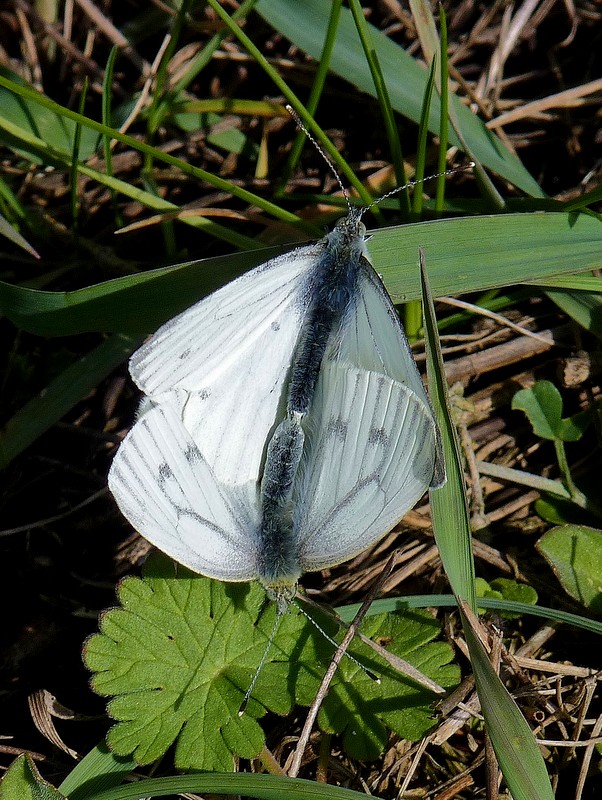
108,360,440,605
127,208,444,493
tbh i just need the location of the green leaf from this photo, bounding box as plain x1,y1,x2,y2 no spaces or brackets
512,380,592,443
536,525,602,613
318,611,459,760
512,381,592,442
512,380,564,439
0,754,65,800
85,555,458,769
486,578,538,619
534,495,599,527
85,557,305,770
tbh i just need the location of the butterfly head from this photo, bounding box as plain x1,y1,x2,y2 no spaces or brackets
264,579,298,614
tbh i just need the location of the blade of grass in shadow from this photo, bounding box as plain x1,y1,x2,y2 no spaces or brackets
146,0,192,138
420,251,554,799
70,77,88,233
0,207,39,258
459,601,555,800
0,334,140,469
80,772,376,800
102,46,124,228
277,0,343,193
421,248,475,606
435,8,449,212
348,0,408,216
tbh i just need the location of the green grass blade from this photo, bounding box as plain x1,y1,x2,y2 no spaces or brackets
1,212,599,337
460,603,555,800
70,77,88,232
412,57,436,219
84,772,375,800
59,742,135,800
420,253,555,798
348,0,407,215
0,334,139,468
338,595,602,636
277,0,343,191
435,9,450,211
255,0,544,197
421,250,476,606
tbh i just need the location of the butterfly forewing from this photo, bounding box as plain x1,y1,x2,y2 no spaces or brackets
128,245,323,485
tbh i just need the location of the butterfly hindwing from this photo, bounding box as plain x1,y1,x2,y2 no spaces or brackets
108,403,261,581
294,362,438,572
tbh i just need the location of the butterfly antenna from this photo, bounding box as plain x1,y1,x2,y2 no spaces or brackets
292,599,379,682
285,104,352,215
360,161,475,219
238,605,285,716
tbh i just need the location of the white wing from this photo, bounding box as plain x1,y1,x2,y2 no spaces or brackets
294,362,438,572
129,243,324,485
108,403,261,581
334,261,444,486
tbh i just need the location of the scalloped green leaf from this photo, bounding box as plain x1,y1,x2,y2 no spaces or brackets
0,754,65,800
85,555,459,769
536,525,602,612
319,612,459,760
84,555,319,771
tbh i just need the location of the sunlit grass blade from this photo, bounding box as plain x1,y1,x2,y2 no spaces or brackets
338,594,602,636
460,602,555,800
58,742,135,800
420,249,475,606
1,212,599,337
420,251,554,799
277,0,343,193
348,0,407,216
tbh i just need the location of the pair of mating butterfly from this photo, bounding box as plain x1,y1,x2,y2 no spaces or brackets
108,148,446,627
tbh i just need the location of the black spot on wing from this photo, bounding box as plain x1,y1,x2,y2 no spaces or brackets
158,462,173,481
184,444,202,465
